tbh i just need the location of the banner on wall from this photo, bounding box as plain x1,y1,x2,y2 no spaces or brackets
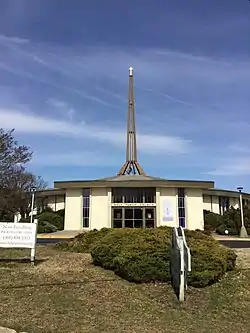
162,199,173,222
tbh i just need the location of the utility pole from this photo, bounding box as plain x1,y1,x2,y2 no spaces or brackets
237,187,248,238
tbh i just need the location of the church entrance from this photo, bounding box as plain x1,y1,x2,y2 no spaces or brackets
112,206,155,228
111,187,156,228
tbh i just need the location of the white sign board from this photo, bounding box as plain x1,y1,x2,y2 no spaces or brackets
111,203,156,207
0,220,38,264
162,199,173,221
170,227,191,302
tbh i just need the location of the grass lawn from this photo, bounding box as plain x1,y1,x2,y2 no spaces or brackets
0,246,249,333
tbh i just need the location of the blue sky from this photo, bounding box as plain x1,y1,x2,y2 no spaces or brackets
0,0,250,190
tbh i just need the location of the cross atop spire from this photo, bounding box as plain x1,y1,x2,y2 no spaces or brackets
117,67,146,176
129,66,133,76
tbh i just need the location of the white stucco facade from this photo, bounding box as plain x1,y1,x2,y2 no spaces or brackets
35,179,250,231
90,187,111,229
64,188,82,230
186,188,204,230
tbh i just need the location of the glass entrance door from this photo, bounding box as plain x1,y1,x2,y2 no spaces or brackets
112,207,155,228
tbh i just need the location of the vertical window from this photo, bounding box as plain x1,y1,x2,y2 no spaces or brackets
111,188,156,203
178,188,186,228
243,199,249,208
219,196,229,215
82,189,90,228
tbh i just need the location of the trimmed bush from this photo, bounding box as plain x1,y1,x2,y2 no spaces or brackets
37,221,58,233
18,217,57,233
56,209,65,218
42,206,54,213
215,207,250,235
37,212,64,230
185,230,236,287
19,217,31,223
55,228,112,252
203,210,222,231
89,227,236,288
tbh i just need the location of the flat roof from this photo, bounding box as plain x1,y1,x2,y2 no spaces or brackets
35,188,65,197
54,176,215,189
35,184,250,200
204,188,250,198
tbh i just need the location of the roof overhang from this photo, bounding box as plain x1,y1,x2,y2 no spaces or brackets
204,188,250,198
35,188,66,197
54,179,215,189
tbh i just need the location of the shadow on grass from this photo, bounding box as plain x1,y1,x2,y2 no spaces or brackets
0,257,48,266
0,278,119,290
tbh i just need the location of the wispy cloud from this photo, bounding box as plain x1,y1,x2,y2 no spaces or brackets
0,34,29,44
0,33,249,182
47,98,76,121
32,151,118,167
204,143,250,176
0,108,191,155
207,158,250,176
144,88,196,108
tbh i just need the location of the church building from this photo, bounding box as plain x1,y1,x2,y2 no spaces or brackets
36,67,250,231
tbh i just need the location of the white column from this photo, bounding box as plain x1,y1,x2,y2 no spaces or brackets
156,188,161,227
64,189,83,230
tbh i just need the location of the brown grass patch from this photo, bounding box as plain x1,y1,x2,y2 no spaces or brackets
0,246,249,333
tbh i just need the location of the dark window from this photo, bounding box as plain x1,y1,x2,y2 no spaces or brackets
144,188,155,203
243,199,249,208
145,208,155,228
113,208,123,228
111,207,155,228
113,220,122,228
125,219,133,228
219,196,229,215
112,188,123,203
125,208,133,219
82,189,90,227
112,188,156,203
178,188,186,228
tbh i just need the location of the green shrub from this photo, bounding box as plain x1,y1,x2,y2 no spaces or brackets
56,209,65,218
203,210,221,231
19,217,31,223
19,217,57,233
55,228,112,252
42,206,54,213
90,227,236,288
37,221,58,233
37,212,64,230
0,212,14,222
184,233,236,287
215,207,250,235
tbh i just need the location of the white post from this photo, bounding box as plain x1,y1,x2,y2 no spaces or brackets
237,187,248,238
30,219,38,265
239,192,244,227
170,227,191,302
179,241,185,302
30,186,36,223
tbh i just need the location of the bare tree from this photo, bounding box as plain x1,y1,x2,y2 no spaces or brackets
0,128,47,220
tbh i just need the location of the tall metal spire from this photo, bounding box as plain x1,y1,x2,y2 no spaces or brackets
117,67,146,176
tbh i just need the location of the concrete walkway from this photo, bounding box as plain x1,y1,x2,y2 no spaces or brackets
212,232,249,241
37,229,83,239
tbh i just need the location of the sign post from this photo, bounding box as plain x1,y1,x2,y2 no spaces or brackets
0,219,38,265
170,227,191,301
